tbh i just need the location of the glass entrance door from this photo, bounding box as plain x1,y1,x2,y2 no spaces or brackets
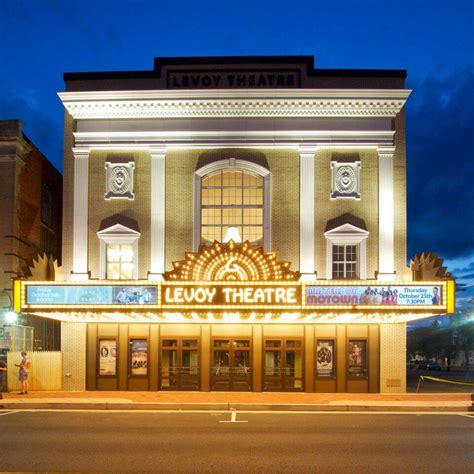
211,338,252,391
263,339,304,391
160,338,200,390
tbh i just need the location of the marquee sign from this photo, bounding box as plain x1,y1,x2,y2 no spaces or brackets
17,280,454,313
14,241,455,315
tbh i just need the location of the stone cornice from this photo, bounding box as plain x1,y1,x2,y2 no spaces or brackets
73,130,395,149
59,88,411,119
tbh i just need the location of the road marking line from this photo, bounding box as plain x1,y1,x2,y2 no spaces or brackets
457,414,474,419
0,411,18,417
0,408,471,416
219,409,248,423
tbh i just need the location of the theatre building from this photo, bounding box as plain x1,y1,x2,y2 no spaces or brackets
14,56,454,393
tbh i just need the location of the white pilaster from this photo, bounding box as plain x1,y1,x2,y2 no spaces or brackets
149,147,166,280
71,148,89,281
299,146,317,280
378,146,396,281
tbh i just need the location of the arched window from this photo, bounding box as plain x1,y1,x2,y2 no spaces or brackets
194,159,271,249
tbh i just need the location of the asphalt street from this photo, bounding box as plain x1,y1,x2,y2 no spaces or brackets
0,411,472,473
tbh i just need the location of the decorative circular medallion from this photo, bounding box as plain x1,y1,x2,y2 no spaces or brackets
335,166,356,194
109,166,131,195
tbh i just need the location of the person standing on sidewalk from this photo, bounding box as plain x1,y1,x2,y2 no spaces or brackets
15,351,30,395
0,357,7,399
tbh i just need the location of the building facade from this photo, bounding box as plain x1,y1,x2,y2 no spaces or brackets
15,57,454,392
0,120,62,350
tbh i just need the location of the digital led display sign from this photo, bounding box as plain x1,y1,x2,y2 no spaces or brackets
305,285,442,306
26,285,157,306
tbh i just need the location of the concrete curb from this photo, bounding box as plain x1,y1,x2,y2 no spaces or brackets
0,401,472,412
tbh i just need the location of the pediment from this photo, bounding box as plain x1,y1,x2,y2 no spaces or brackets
324,222,369,237
97,223,141,238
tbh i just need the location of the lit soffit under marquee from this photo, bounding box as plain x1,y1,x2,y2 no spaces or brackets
26,311,451,325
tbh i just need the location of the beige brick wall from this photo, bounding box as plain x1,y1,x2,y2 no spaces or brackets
266,148,300,266
61,322,87,391
63,133,405,279
88,150,151,279
380,322,406,393
314,148,379,278
165,149,200,270
165,148,300,271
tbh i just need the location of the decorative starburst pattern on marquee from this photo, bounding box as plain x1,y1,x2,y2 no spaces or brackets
164,240,299,281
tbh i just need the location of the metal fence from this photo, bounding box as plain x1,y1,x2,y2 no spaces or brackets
7,351,62,391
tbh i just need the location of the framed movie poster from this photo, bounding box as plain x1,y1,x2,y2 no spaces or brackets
130,339,148,376
98,339,117,376
347,340,367,377
316,340,335,377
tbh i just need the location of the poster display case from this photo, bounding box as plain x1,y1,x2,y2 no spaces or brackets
316,340,336,377
98,339,117,376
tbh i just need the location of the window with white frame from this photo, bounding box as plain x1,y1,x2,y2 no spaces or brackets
332,244,358,279
324,220,369,280
106,244,134,280
97,223,140,280
201,169,264,245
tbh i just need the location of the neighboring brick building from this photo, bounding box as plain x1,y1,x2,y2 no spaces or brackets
16,57,454,392
0,120,62,349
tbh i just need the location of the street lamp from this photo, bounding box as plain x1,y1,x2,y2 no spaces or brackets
5,311,17,324
1,290,17,325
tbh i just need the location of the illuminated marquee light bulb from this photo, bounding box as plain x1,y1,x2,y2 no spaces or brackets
164,240,300,281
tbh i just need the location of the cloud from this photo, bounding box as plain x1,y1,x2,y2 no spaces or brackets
407,68,474,261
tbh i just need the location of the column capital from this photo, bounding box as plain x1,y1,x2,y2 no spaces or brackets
72,147,90,160
299,145,318,157
149,146,167,158
377,146,396,158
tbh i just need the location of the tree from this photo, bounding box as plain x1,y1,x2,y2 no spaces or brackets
407,326,454,360
456,322,474,366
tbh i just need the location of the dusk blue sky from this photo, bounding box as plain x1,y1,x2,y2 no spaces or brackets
1,0,473,305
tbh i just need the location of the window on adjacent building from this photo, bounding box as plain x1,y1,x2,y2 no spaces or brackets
41,185,52,228
332,244,358,279
201,169,264,245
106,243,134,280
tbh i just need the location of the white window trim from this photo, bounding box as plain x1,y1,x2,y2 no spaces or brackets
97,223,141,279
193,158,271,251
324,223,369,279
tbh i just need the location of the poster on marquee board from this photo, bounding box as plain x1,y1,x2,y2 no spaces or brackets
26,285,157,305
306,285,442,306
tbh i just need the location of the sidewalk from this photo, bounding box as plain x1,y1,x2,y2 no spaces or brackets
1,391,473,412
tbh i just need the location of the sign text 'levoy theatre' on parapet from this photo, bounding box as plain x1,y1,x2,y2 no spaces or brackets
19,281,453,312
167,70,301,88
